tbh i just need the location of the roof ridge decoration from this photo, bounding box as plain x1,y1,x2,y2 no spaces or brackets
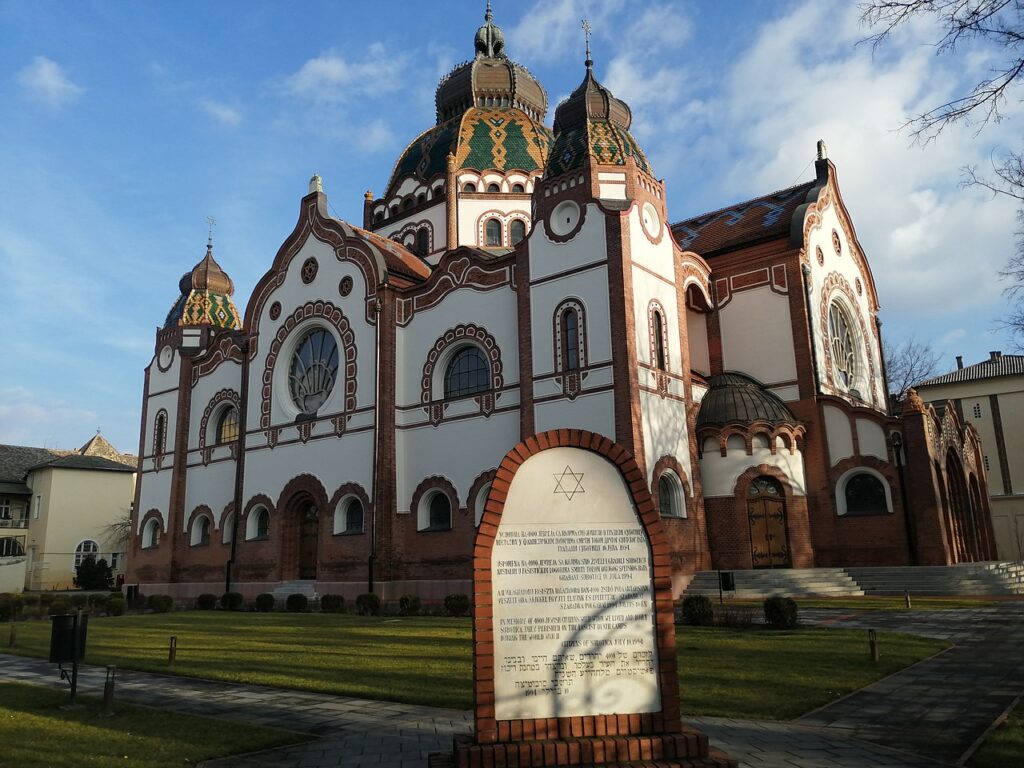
475,1,505,59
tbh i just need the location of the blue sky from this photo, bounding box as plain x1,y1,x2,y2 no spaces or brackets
0,0,1019,451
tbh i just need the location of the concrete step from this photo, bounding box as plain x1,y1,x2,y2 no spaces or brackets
683,568,864,598
845,563,1024,596
269,580,319,603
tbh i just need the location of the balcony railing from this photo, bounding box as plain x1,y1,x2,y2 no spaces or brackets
0,517,29,529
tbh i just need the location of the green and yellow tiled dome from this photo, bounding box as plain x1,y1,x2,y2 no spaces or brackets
164,243,242,330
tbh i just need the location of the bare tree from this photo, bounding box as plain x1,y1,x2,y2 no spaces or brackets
861,1,1024,342
884,335,943,396
102,507,132,549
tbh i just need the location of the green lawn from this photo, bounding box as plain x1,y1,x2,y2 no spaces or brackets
719,595,1003,611
971,699,1024,768
0,682,308,768
2,612,947,718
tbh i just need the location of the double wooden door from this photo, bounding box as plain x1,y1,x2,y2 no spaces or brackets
747,477,790,568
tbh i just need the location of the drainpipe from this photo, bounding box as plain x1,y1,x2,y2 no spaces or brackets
368,296,382,594
801,264,821,392
225,336,249,594
891,431,917,565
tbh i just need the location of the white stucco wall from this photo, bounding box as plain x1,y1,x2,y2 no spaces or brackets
700,439,807,497
719,287,798,386
824,404,854,466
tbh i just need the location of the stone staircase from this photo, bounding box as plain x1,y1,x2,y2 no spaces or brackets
683,568,864,598
845,561,1024,596
269,580,319,603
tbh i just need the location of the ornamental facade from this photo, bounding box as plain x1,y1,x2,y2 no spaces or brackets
127,9,996,601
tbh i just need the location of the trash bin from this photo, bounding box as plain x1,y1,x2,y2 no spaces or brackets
49,613,88,663
719,571,736,592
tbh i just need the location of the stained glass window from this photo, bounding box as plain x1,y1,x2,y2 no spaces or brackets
749,477,782,497
485,218,502,246
289,328,339,415
510,219,526,245
444,347,490,398
217,407,239,443
828,301,858,391
562,309,580,370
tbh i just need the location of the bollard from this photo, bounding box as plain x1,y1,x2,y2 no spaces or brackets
868,628,880,662
904,589,912,609
101,666,116,716
168,635,177,669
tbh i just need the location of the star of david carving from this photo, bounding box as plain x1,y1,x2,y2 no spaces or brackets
553,465,585,501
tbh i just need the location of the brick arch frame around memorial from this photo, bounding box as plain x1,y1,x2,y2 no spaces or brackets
472,428,682,745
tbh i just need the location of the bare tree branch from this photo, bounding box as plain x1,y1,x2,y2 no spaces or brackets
884,335,943,395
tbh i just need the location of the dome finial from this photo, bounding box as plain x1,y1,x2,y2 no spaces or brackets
485,0,493,22
581,18,593,71
474,1,505,58
206,215,216,252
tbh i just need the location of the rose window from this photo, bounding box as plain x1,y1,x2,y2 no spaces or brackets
289,328,339,415
827,301,858,391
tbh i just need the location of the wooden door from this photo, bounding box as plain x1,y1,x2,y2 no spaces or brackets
747,478,790,568
299,505,318,580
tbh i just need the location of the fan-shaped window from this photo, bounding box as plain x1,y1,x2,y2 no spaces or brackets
427,493,452,531
444,346,490,399
246,506,270,540
190,515,211,546
486,182,500,193
0,537,24,557
561,308,580,371
510,219,527,245
653,311,667,371
217,407,239,444
485,218,502,247
335,498,364,534
463,182,477,193
289,328,339,415
828,300,859,394
222,513,234,544
142,519,160,549
841,472,890,516
74,540,98,569
416,228,430,257
749,477,783,497
511,183,525,193
658,472,685,518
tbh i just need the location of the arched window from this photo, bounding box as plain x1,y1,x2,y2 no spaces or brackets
416,193,426,205
463,182,477,193
749,476,783,497
653,311,667,371
561,308,580,371
841,472,890,516
433,185,444,198
373,211,384,223
154,411,167,456
389,205,398,217
427,493,452,531
289,328,339,415
74,540,98,569
190,515,211,546
217,407,239,444
416,228,430,257
142,519,160,549
658,472,685,518
486,182,500,193
335,498,364,534
402,198,413,210
246,506,270,540
511,183,525,193
0,537,24,557
222,513,234,544
509,219,526,245
444,347,490,399
828,300,859,394
484,218,502,246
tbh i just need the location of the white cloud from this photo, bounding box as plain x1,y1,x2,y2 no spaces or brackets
0,387,98,448
355,118,396,153
16,56,84,109
201,99,241,126
282,43,405,103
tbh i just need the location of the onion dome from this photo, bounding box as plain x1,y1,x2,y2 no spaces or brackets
384,4,552,198
697,372,799,428
164,241,242,330
546,59,650,178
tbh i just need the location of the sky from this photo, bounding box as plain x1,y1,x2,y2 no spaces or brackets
0,0,1020,452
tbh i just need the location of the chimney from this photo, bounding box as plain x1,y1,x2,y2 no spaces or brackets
956,355,963,370
990,350,1001,362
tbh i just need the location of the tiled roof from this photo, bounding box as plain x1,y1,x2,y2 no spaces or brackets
350,226,432,282
696,372,799,428
0,445,55,484
0,438,136,485
917,353,1024,387
546,119,650,177
27,454,135,473
671,180,816,256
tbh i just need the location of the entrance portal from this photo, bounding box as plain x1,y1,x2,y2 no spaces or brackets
298,502,318,580
747,476,790,568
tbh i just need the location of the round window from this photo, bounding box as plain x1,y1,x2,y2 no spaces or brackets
289,328,339,415
641,202,661,238
550,200,580,236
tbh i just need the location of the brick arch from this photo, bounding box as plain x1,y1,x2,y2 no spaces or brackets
410,475,461,530
732,463,796,500
198,389,240,449
260,300,358,429
472,429,680,746
466,468,498,526
242,493,275,520
186,504,215,532
420,323,504,405
819,272,879,407
328,482,371,534
138,509,165,548
650,455,692,517
277,474,330,579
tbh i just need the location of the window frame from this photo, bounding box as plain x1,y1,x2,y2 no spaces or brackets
246,506,271,541
73,539,99,570
835,468,893,516
419,490,453,532
827,298,861,396
287,326,341,417
190,514,212,547
484,217,503,247
334,497,365,535
657,471,686,518
142,518,161,549
509,219,527,246
442,345,492,400
216,406,239,444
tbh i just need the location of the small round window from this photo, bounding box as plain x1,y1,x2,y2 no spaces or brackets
289,328,339,415
827,301,858,392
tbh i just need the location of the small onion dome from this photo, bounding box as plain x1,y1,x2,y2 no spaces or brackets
546,65,649,178
697,372,799,428
164,243,242,330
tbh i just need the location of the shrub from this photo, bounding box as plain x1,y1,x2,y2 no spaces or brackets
74,556,113,590
320,594,345,613
38,593,55,606
89,594,110,614
763,596,798,629
355,593,381,616
196,593,218,610
254,593,275,613
21,605,44,619
147,594,174,613
0,594,21,621
220,592,244,611
106,597,126,616
444,594,470,617
286,593,308,613
681,595,714,626
47,599,73,616
398,594,421,616
70,594,89,608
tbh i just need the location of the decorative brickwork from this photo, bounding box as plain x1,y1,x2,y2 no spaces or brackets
198,389,240,450
420,323,504,405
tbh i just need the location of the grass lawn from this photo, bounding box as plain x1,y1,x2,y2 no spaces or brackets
0,681,309,768
2,613,947,718
971,699,1024,768
719,595,1003,611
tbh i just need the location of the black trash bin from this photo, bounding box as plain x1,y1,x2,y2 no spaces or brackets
49,613,88,663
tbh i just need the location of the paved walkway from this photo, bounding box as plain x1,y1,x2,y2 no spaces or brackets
2,604,1022,768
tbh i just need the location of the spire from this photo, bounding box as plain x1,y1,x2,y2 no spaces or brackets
474,1,505,58
207,215,216,250
581,18,593,71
